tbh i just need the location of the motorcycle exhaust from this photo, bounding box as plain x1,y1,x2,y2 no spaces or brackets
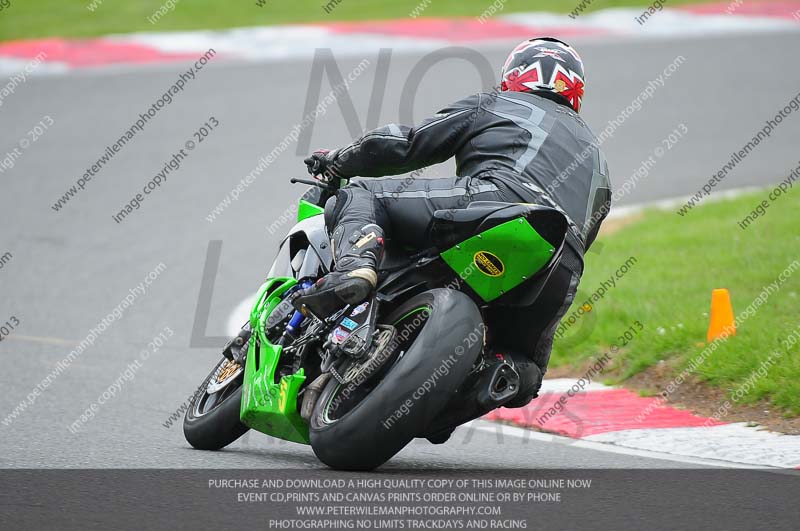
476,360,520,409
300,372,332,422
422,358,520,443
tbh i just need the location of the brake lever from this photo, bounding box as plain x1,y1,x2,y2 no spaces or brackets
290,177,335,191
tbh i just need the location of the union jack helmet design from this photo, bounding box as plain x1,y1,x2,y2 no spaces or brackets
500,37,586,113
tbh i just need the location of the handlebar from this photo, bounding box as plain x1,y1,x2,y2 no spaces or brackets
290,177,331,189
290,176,347,192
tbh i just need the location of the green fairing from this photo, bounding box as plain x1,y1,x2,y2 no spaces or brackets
297,199,324,223
240,277,311,444
440,217,555,302
239,216,550,444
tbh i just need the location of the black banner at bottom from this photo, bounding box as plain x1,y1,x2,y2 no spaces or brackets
1,469,797,530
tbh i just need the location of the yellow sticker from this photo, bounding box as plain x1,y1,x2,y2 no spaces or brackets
474,251,504,277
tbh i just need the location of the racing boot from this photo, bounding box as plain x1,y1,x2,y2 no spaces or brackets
293,223,384,319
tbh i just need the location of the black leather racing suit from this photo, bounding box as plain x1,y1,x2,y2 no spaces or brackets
324,90,611,405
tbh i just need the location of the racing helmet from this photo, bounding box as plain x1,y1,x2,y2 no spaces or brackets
500,37,586,113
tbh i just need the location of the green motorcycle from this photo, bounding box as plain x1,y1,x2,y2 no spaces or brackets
183,176,568,470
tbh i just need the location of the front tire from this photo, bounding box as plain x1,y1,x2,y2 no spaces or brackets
183,358,249,451
309,289,483,470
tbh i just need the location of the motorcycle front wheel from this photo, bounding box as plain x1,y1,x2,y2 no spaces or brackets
183,357,249,450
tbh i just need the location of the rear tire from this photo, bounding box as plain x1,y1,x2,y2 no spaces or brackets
309,289,483,470
183,358,249,451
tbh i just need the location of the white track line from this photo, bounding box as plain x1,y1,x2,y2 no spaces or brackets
4,7,799,77
462,420,777,469
606,186,763,220
584,424,800,468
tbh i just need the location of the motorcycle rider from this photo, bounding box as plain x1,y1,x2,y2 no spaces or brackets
294,37,611,409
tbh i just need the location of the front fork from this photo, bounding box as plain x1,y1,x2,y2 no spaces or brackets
223,279,314,364
222,327,251,364
283,279,313,339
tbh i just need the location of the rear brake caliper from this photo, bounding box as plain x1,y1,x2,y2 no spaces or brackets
325,299,377,358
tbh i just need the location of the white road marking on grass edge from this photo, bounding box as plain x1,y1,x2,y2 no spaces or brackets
462,420,776,469
539,378,612,393
584,423,800,469
4,7,799,77
606,185,763,220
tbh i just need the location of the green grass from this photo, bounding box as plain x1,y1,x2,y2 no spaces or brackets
0,0,710,42
552,189,800,416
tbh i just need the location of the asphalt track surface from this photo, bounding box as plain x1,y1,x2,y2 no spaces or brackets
2,30,800,470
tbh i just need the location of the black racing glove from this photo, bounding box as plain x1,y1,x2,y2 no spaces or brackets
304,149,343,181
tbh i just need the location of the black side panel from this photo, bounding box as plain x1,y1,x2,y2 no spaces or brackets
429,202,520,249
429,202,567,251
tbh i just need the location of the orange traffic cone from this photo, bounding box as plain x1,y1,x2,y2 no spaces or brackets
707,288,736,342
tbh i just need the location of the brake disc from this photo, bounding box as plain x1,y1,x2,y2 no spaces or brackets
206,358,243,394
337,325,397,385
